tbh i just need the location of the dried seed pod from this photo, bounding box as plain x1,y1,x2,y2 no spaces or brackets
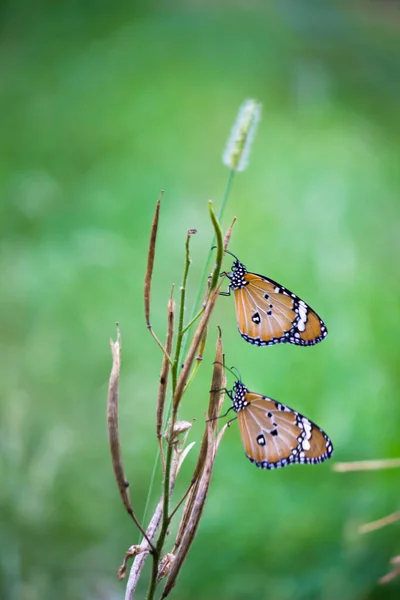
157,553,176,582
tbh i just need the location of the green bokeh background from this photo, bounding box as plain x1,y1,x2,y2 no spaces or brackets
1,1,399,599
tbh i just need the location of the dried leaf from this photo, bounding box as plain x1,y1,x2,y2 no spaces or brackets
157,553,176,582
107,326,131,514
118,545,146,580
169,420,193,444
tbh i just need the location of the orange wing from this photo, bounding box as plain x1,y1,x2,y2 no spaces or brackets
237,393,333,469
234,273,327,346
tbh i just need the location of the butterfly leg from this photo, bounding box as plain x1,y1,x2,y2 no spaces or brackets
209,387,234,400
218,273,232,296
219,288,231,296
206,405,235,422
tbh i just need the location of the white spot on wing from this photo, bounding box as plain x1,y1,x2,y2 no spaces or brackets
297,320,305,332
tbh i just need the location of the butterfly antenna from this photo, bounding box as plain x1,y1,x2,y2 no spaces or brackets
230,365,242,381
224,249,240,262
211,247,241,263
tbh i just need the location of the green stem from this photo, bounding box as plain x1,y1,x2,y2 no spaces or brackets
184,170,235,340
146,549,160,600
181,306,204,335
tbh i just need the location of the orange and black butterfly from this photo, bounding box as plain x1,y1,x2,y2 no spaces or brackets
224,372,333,469
221,251,328,347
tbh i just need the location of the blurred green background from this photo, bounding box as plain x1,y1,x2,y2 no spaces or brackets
1,1,400,599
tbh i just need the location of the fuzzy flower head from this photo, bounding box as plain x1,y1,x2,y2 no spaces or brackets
223,98,262,172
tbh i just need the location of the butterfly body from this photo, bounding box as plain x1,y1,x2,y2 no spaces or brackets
225,258,328,347
229,379,333,469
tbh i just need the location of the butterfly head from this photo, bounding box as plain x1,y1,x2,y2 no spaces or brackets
231,380,249,413
226,257,247,290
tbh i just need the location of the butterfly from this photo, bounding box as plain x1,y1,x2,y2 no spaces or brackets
224,373,333,469
221,251,328,346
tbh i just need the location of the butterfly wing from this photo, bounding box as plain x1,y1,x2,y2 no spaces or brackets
237,393,333,469
234,273,327,346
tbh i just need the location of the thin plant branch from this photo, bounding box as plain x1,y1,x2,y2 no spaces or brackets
181,306,205,335
168,480,195,523
333,458,400,472
359,510,400,534
379,556,400,585
107,325,154,550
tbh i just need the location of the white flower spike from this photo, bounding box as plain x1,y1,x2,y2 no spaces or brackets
223,98,262,172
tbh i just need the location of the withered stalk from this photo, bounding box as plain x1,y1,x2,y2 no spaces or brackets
107,326,154,550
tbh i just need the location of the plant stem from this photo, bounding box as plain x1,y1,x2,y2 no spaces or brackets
146,552,160,600
146,233,193,599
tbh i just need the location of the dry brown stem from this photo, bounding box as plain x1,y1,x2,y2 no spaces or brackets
379,556,400,585
359,510,400,534
333,458,400,472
